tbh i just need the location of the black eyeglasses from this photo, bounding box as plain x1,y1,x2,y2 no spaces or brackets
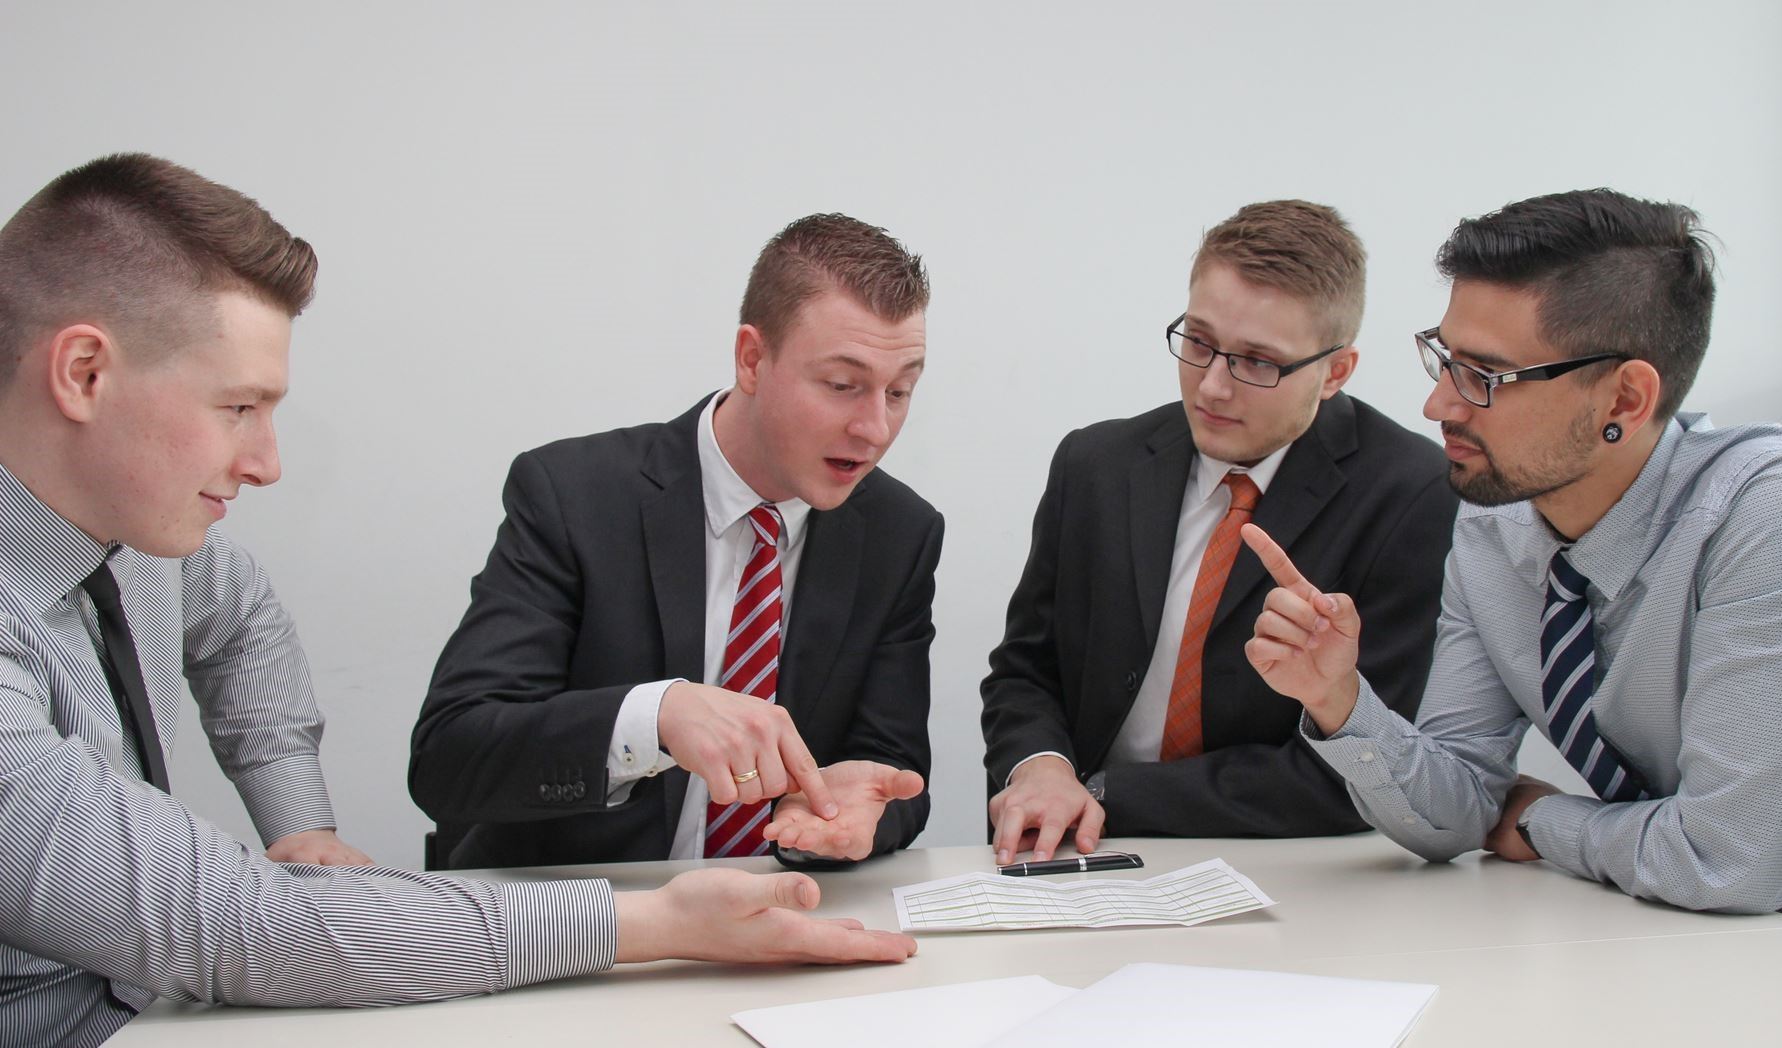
1165,314,1344,389
1416,328,1628,408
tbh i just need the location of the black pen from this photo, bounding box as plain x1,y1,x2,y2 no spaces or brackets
998,851,1144,877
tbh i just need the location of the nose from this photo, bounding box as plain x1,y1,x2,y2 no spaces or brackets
236,419,282,487
1199,356,1237,400
848,394,892,448
1423,368,1466,424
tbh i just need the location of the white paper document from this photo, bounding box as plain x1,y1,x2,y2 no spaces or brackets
733,964,1437,1048
986,963,1438,1048
892,857,1273,932
732,976,1077,1048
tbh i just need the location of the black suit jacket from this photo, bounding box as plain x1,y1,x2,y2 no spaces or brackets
411,397,943,868
981,393,1457,837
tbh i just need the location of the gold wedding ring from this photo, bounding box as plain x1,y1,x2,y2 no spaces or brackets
732,769,760,784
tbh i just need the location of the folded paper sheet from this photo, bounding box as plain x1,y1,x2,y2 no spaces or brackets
892,857,1273,932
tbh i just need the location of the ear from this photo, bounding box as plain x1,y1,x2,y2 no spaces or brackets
45,324,113,423
734,324,768,395
1318,346,1360,400
1604,358,1662,438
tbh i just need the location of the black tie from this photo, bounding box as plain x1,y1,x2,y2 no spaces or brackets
80,563,171,792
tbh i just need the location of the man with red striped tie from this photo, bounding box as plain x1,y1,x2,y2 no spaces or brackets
412,214,940,870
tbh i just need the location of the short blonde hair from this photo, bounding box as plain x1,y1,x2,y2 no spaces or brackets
1190,200,1366,346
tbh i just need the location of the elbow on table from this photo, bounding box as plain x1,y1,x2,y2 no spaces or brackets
1651,868,1782,915
1371,817,1486,865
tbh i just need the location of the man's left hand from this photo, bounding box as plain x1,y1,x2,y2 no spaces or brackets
1484,775,1562,862
763,760,923,862
265,828,373,866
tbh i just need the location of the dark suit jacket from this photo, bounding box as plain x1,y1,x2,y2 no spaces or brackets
411,397,943,868
981,393,1457,837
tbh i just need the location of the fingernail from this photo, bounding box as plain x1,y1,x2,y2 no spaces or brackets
996,850,1008,864
822,803,839,818
1321,595,1339,614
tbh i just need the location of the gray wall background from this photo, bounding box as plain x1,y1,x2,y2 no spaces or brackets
2,1,1777,868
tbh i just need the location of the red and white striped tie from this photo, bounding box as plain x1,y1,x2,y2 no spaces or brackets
704,504,783,858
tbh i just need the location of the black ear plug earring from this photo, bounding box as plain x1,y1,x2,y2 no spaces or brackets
1603,422,1623,444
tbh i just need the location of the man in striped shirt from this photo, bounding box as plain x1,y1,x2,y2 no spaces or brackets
1244,188,1782,913
0,154,915,1047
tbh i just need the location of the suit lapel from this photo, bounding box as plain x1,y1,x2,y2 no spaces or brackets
1131,413,1196,646
639,399,712,829
1212,393,1355,630
782,501,861,720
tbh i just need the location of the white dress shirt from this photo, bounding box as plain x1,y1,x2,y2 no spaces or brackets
1011,443,1289,781
603,391,812,857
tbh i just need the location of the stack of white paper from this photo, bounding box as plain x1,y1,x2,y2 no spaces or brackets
734,964,1437,1048
893,858,1273,932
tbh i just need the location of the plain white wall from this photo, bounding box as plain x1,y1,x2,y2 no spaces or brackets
2,1,1777,868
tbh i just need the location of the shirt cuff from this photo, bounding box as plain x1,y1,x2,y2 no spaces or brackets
1525,791,1601,875
606,680,683,804
498,878,618,988
233,752,338,845
1006,751,1072,787
1299,676,1400,791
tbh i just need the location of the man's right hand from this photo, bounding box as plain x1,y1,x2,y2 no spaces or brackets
613,868,917,965
988,754,1104,865
1240,523,1364,735
658,682,838,818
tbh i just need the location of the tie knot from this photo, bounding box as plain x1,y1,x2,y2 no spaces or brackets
1222,473,1262,514
80,562,123,613
1548,549,1590,603
747,504,783,546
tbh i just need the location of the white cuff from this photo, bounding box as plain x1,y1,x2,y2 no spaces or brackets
1007,750,1073,787
606,679,682,804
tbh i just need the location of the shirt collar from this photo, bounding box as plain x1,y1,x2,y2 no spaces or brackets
1510,416,1691,597
1189,441,1291,506
0,462,114,614
696,390,812,548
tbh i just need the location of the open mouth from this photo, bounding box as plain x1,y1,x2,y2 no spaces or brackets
825,457,866,476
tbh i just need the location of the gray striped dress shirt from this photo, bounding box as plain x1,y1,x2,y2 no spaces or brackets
1307,414,1782,913
0,465,616,1046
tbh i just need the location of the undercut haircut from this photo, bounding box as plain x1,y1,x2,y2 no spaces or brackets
1190,200,1368,347
739,213,929,346
0,152,317,388
1436,188,1715,421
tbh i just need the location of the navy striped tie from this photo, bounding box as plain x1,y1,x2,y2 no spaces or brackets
1539,550,1647,803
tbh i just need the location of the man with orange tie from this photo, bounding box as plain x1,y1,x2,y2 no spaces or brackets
411,214,937,869
981,200,1457,863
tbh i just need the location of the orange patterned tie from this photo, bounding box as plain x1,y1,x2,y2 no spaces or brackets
1159,473,1262,761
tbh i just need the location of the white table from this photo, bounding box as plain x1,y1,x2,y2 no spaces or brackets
116,835,1782,1045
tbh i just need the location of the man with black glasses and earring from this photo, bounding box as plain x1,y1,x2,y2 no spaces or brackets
1245,189,1782,913
981,200,1457,866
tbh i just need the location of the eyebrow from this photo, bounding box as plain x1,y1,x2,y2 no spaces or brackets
217,385,286,402
825,353,926,375
1183,315,1289,361
1442,341,1517,372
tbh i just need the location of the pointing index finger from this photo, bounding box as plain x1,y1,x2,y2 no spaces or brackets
1241,523,1311,592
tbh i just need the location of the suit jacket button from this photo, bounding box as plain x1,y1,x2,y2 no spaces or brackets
572,781,586,799
538,784,550,799
1123,670,1139,693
